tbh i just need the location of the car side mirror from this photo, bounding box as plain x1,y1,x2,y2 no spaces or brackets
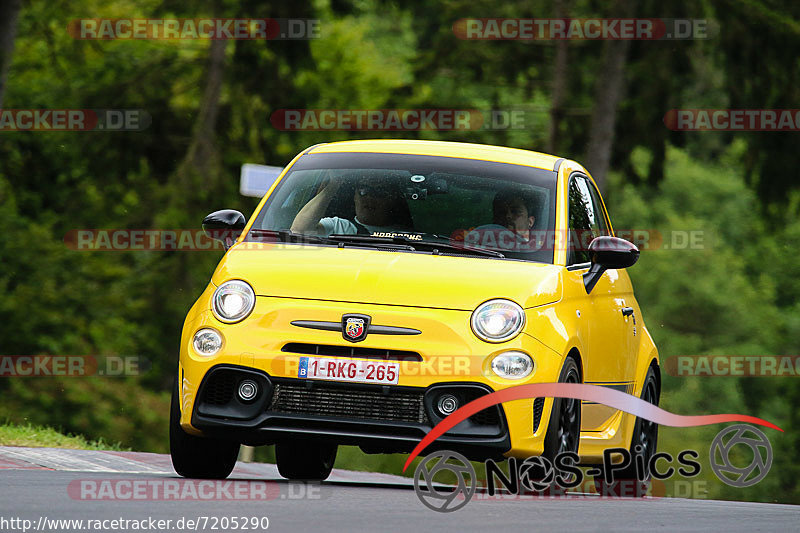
202,209,246,250
583,236,640,294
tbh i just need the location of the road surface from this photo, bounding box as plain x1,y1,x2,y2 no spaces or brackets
0,446,796,532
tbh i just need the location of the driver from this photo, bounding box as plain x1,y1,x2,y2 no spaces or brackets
290,177,408,235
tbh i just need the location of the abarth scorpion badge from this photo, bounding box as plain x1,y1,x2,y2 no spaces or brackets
342,314,370,342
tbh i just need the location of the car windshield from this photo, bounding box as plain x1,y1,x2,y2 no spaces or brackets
246,152,557,263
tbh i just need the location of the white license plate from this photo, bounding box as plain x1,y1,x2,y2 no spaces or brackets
298,356,399,385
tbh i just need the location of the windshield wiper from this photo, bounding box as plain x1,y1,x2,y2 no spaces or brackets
326,234,417,251
410,233,506,258
250,230,414,250
330,234,504,258
416,239,505,258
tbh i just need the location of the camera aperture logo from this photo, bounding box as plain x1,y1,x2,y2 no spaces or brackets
413,451,476,512
710,424,772,488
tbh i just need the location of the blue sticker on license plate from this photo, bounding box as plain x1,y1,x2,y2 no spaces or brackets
298,356,308,378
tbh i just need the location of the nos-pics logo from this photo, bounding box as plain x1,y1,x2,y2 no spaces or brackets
413,424,773,512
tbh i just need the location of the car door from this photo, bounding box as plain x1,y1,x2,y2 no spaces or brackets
583,178,638,384
565,175,635,429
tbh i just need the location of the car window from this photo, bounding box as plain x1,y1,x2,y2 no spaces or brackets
586,179,609,235
567,176,605,265
247,153,557,263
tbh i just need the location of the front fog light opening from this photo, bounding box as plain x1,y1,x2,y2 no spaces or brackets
237,379,259,402
491,351,534,379
192,328,223,356
437,394,459,416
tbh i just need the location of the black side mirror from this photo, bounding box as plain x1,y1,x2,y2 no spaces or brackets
583,236,640,294
202,209,246,250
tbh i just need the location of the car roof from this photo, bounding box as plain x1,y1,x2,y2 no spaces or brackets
305,139,562,172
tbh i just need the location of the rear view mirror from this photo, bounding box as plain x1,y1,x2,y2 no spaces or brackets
202,210,246,250
583,236,640,294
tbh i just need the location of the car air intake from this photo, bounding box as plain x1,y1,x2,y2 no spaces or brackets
532,397,545,433
281,343,422,362
268,382,429,424
202,371,238,405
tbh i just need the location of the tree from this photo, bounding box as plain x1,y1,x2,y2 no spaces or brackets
0,0,22,107
584,0,634,192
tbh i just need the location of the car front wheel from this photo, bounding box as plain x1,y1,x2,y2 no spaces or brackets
169,378,240,479
543,356,582,460
276,440,337,481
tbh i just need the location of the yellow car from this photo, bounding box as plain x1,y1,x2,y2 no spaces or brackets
170,139,660,482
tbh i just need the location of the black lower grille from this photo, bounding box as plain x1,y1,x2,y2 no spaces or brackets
268,383,429,424
464,390,500,425
471,407,500,426
532,397,545,433
202,371,238,405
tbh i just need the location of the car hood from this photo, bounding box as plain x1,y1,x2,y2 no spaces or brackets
212,243,562,311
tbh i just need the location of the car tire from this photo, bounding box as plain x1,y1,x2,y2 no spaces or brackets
593,365,660,497
170,377,240,479
276,440,337,481
543,356,582,460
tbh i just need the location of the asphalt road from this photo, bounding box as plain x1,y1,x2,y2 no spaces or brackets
0,447,797,532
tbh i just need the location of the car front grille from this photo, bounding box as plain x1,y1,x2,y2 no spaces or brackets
268,382,429,424
282,342,422,361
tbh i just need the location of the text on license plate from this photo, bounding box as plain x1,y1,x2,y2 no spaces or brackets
298,356,399,385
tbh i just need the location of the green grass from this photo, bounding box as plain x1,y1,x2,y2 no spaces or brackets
0,422,128,451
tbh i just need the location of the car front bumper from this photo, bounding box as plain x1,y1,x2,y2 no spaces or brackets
189,364,511,460
178,294,566,459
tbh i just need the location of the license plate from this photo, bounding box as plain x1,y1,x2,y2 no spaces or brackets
298,356,399,385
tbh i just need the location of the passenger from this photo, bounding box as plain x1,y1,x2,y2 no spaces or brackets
492,190,537,243
466,189,539,251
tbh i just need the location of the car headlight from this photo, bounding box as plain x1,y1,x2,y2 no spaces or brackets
193,328,223,356
212,280,255,323
470,299,525,342
491,351,534,379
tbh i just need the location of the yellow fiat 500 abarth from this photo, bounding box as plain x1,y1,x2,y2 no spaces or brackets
170,140,660,481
